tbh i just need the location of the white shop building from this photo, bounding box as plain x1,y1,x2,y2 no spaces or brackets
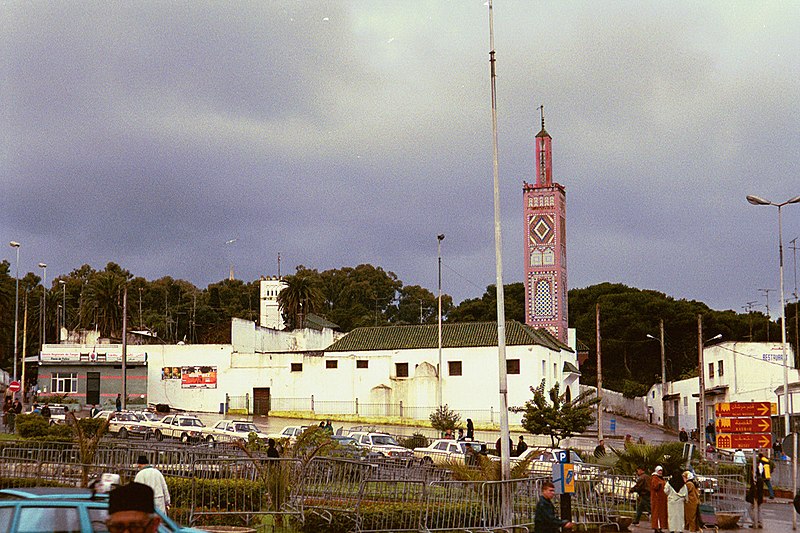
647,341,796,433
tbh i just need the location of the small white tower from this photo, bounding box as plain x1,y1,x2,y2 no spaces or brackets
260,276,287,330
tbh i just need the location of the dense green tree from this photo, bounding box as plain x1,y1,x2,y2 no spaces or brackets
446,282,525,323
510,379,600,448
394,284,452,325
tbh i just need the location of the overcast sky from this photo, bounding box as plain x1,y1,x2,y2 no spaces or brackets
2,1,799,317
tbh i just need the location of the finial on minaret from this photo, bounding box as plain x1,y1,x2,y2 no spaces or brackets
539,104,545,130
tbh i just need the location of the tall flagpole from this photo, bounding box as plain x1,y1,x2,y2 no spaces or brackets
487,2,512,525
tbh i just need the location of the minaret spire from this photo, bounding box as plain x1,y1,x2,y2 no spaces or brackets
539,104,545,131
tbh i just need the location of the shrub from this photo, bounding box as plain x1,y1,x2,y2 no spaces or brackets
400,433,429,449
429,405,461,434
15,414,52,438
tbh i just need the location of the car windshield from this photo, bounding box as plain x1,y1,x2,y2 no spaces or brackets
334,437,356,445
234,424,258,433
140,412,159,421
180,418,204,427
372,435,399,446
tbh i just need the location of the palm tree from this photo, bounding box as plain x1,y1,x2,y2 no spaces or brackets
84,272,125,338
278,274,323,330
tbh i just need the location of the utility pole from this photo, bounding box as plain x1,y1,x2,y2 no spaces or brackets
742,301,758,340
596,303,603,441
437,234,445,408
698,314,706,449
759,288,773,342
122,286,128,410
21,290,28,404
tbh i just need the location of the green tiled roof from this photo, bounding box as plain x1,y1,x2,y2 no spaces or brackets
325,320,572,353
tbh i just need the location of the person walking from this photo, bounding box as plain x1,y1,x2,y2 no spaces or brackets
517,435,528,456
650,466,668,532
466,418,474,440
683,471,700,532
115,394,122,412
630,466,651,526
758,453,774,499
746,473,764,528
664,469,687,532
679,428,689,442
533,481,573,532
133,455,170,514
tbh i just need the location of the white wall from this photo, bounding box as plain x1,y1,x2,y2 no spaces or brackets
259,277,286,330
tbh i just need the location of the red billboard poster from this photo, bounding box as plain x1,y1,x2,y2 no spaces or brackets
181,366,217,389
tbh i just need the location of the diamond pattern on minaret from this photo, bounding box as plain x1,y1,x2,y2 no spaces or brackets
522,108,568,343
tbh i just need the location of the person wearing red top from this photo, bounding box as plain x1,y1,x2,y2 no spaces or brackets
650,465,668,532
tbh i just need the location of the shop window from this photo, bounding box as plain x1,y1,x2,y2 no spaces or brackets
51,372,77,393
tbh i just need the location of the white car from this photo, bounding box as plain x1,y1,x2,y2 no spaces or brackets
92,410,151,439
349,432,414,460
493,447,598,478
209,420,269,444
153,414,210,444
266,425,309,445
413,439,486,465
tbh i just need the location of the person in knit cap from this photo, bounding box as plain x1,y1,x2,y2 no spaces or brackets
106,482,161,533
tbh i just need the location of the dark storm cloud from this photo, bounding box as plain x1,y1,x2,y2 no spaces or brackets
2,1,799,317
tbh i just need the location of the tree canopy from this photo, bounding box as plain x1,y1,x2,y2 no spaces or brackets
510,379,600,448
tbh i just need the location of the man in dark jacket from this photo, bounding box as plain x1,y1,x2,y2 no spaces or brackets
534,481,573,532
630,466,651,525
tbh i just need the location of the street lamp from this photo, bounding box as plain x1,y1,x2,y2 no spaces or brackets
437,233,445,408
9,241,20,382
38,263,47,346
747,193,800,437
59,280,67,342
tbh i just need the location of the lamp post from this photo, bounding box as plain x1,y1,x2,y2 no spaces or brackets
647,318,666,426
59,280,67,342
437,233,445,408
9,241,20,382
747,193,800,436
38,263,47,346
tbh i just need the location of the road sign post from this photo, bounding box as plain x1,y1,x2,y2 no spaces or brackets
714,402,775,451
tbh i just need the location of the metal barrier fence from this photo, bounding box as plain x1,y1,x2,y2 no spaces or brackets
0,441,637,532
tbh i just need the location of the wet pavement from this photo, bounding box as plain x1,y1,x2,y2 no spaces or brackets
628,498,797,532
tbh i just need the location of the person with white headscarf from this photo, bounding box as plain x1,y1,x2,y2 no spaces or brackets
683,471,700,531
650,465,668,532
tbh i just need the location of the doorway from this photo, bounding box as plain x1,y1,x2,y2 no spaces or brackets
86,372,100,406
253,388,270,416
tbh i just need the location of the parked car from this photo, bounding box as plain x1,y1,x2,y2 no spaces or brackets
25,404,69,425
493,447,599,478
348,431,414,461
266,425,309,445
208,420,269,444
130,410,162,431
0,486,203,532
413,439,486,466
92,410,151,439
153,414,209,444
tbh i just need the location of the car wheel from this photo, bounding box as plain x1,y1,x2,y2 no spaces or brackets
155,430,163,441
119,428,128,439
181,433,189,444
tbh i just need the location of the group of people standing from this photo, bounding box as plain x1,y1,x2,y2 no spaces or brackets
630,465,701,532
2,397,23,432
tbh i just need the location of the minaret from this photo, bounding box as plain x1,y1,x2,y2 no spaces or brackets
523,107,568,342
260,276,287,330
